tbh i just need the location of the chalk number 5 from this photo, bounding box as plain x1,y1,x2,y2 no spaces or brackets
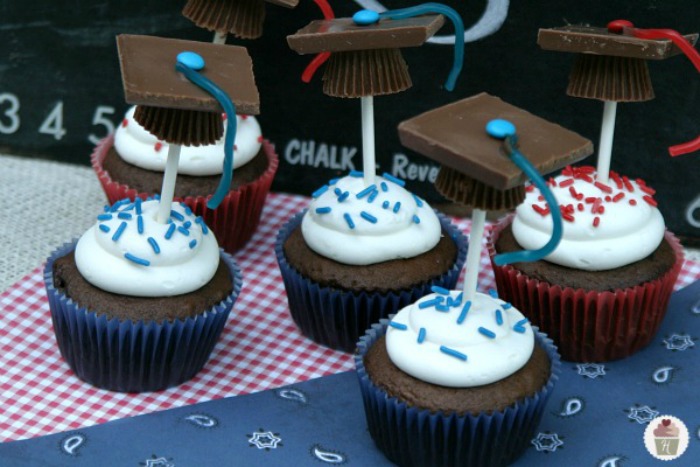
0,93,20,134
88,106,115,144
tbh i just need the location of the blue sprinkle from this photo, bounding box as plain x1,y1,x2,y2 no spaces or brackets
392,202,401,213
457,301,472,324
189,239,197,249
184,206,193,216
117,212,132,220
137,215,144,234
431,285,450,295
111,221,127,241
488,289,499,298
501,302,512,310
183,221,192,229
311,185,329,198
412,215,420,224
495,309,504,326
99,224,110,233
170,210,185,222
334,187,342,196
435,304,451,312
177,226,190,236
343,213,355,229
349,170,364,178
447,293,463,308
135,198,142,215
165,223,176,240
388,321,407,330
121,202,135,211
328,178,340,185
315,206,332,214
124,252,150,266
382,200,390,209
440,346,467,361
148,237,160,254
360,211,377,223
412,194,424,207
97,214,112,221
356,184,376,199
418,296,444,309
194,216,208,234
337,191,350,202
380,182,389,192
478,327,497,339
513,318,529,333
382,172,406,187
367,190,378,203
417,328,426,343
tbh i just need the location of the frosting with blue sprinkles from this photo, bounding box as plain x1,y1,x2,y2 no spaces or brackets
301,172,442,266
75,197,219,298
385,290,535,387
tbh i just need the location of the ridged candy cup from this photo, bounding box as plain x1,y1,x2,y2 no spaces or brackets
355,320,561,467
275,211,468,353
44,241,242,393
487,216,684,362
91,134,279,254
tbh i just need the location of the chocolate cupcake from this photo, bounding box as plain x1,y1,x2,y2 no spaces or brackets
489,166,684,362
45,197,242,392
275,171,467,353
356,290,561,467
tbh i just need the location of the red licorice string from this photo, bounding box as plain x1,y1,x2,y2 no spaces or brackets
301,0,335,83
608,20,700,156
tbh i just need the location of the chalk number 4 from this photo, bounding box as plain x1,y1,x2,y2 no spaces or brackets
39,101,66,140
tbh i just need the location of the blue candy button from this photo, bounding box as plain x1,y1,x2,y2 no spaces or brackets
352,9,380,26
485,119,516,140
176,51,205,70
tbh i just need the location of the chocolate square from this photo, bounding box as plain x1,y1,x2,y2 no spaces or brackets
398,93,594,190
117,34,260,115
287,15,444,54
538,26,698,60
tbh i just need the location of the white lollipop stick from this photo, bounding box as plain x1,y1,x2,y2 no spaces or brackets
361,96,376,186
156,144,181,223
212,31,227,45
596,100,617,184
462,208,487,301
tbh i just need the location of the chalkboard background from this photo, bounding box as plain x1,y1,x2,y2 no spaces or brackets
0,0,698,244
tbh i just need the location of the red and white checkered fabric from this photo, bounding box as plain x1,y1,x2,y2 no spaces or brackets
1,192,698,442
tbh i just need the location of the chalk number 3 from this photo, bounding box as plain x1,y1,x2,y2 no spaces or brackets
0,93,20,134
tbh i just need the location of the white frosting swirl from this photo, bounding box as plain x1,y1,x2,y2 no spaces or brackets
75,199,220,297
386,291,534,387
114,106,262,176
512,167,665,271
301,174,441,265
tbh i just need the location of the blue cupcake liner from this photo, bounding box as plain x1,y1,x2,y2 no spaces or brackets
355,320,561,467
275,210,468,353
44,241,243,393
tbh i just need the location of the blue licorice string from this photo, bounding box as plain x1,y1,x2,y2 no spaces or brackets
175,61,237,210
379,3,464,91
492,134,563,266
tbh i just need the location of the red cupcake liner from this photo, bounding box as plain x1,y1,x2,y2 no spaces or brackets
487,216,684,362
90,133,279,254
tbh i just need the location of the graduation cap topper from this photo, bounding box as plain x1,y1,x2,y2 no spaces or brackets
183,0,300,41
117,34,260,215
398,93,594,300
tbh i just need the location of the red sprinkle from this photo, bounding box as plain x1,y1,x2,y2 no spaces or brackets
525,184,535,192
257,135,264,143
221,113,227,120
629,199,637,206
594,181,613,193
122,119,128,127
548,177,557,187
241,114,249,120
598,205,605,214
234,144,238,151
592,198,602,214
559,178,575,188
610,171,623,189
605,196,612,202
578,174,593,183
639,184,656,195
532,204,550,216
643,195,658,207
593,216,600,227
561,166,573,176
585,197,597,204
154,142,163,152
612,192,625,202
538,195,545,201
622,176,634,192
562,212,575,222
577,203,584,211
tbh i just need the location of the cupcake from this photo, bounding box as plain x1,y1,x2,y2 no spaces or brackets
45,197,242,392
356,289,561,467
92,107,278,254
276,171,468,353
489,165,683,362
